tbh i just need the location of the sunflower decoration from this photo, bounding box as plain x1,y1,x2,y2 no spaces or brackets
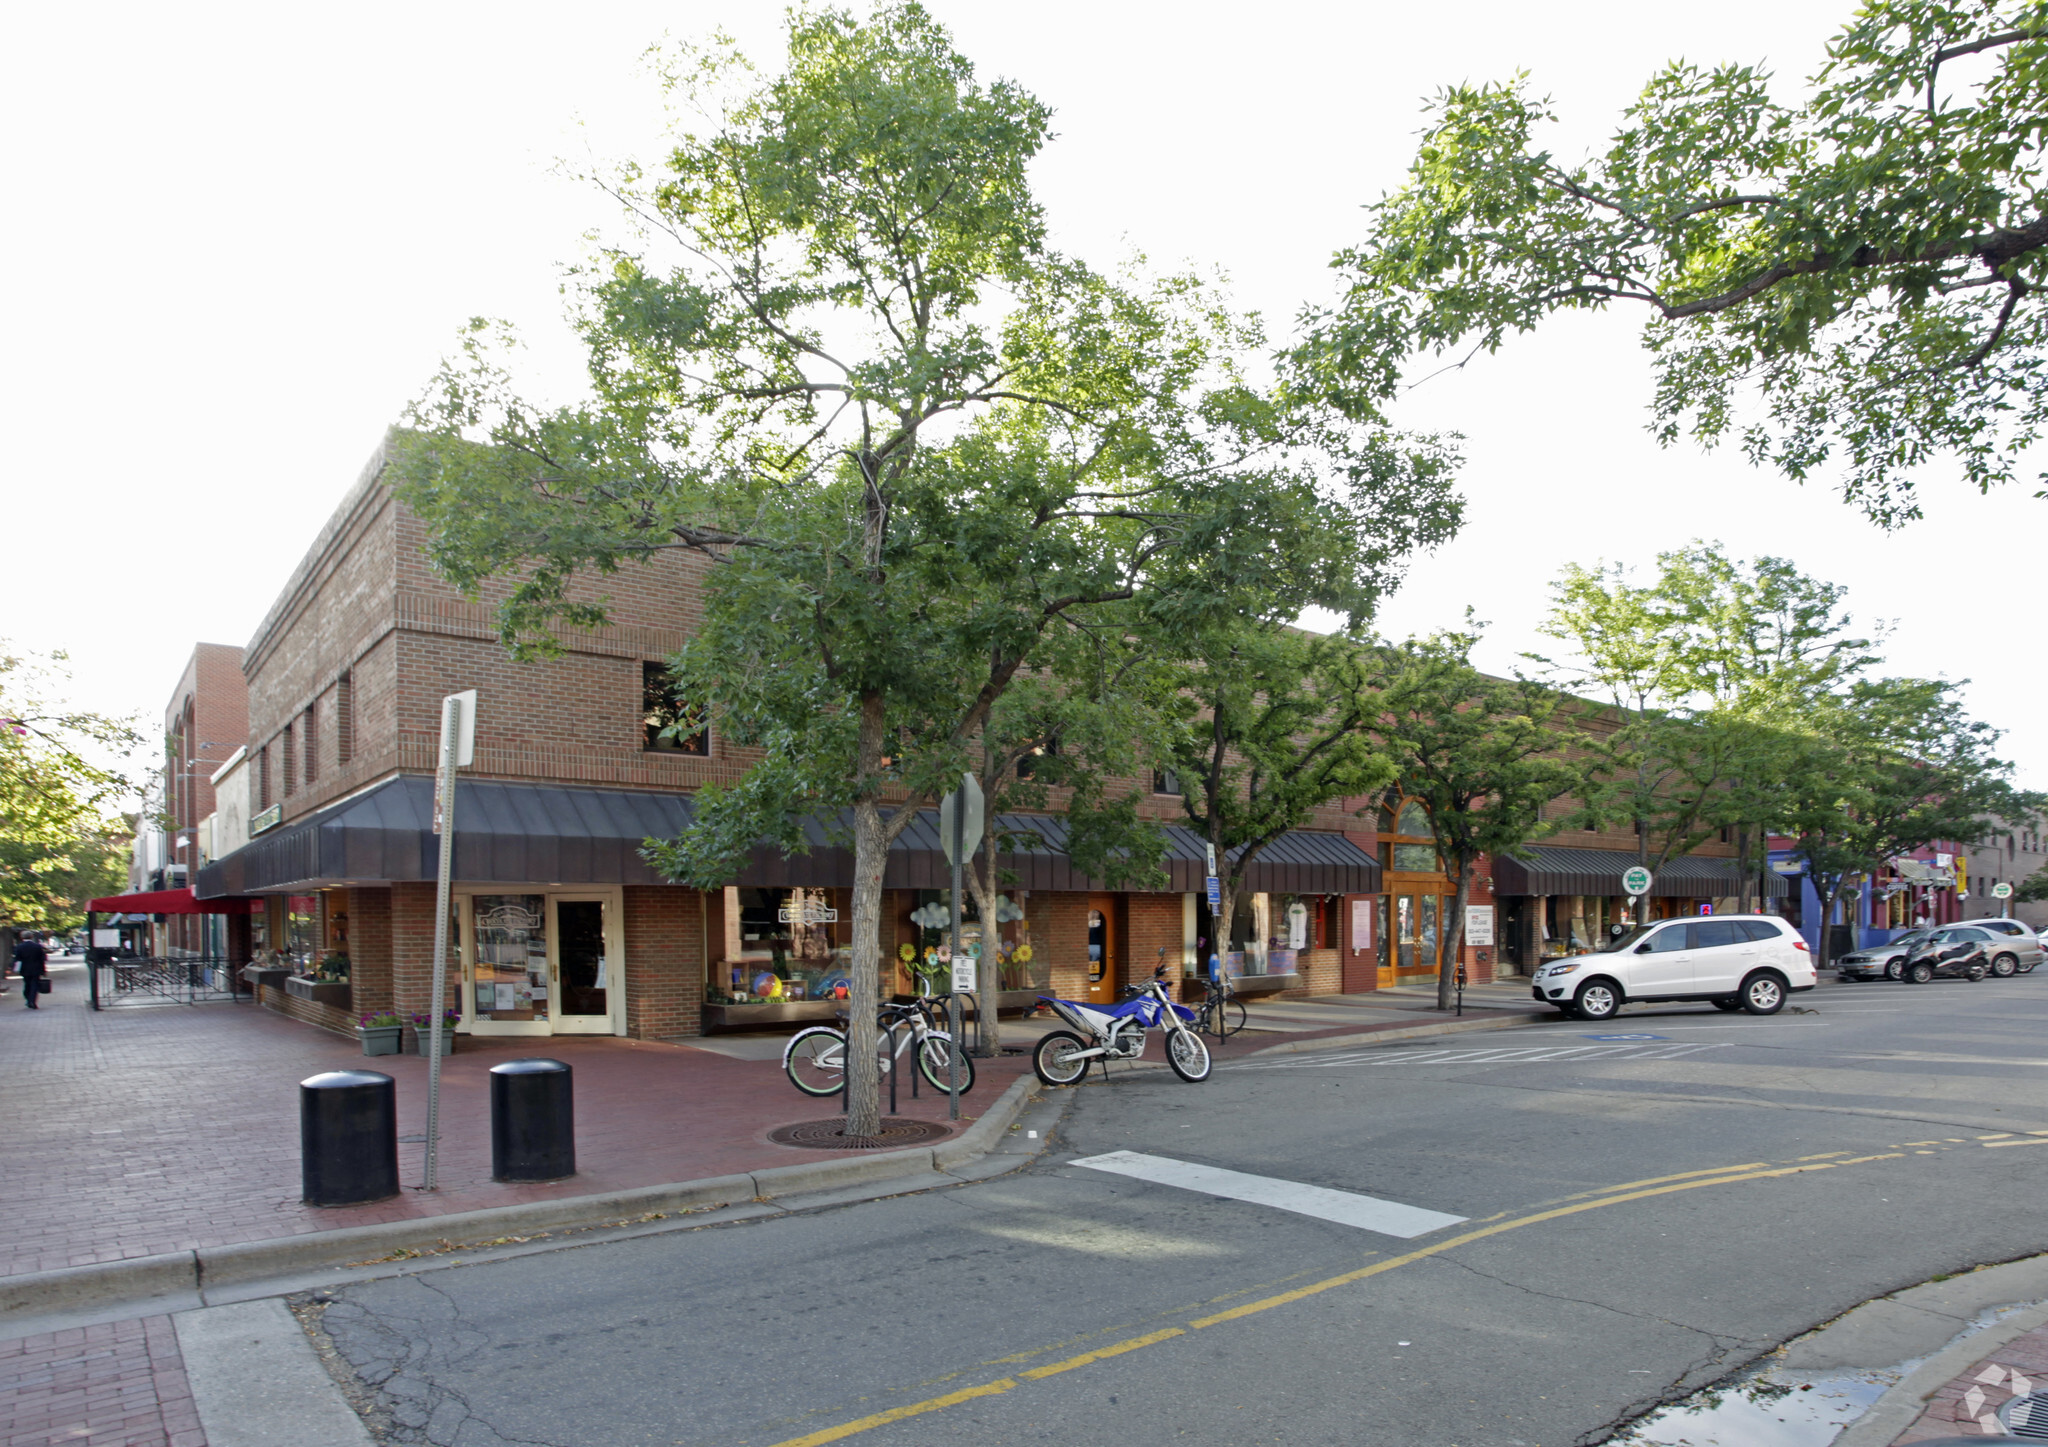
1012,943,1034,965
897,942,915,963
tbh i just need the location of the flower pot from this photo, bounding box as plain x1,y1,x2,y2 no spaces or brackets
411,1028,457,1057
357,1025,404,1057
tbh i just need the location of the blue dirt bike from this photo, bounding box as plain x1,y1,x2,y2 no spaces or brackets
1032,965,1211,1085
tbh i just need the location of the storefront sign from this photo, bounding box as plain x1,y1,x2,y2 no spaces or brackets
1350,897,1371,951
778,901,839,925
1464,905,1494,947
250,803,282,836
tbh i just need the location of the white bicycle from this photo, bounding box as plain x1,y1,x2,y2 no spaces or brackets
782,997,975,1097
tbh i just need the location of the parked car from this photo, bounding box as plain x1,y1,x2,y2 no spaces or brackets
1530,915,1817,1020
1836,928,1933,981
1958,917,2042,975
1898,926,2002,983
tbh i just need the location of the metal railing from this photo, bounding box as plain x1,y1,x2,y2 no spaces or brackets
89,954,248,1009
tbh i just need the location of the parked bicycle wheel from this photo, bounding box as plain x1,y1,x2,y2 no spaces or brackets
784,1025,848,1096
1166,1027,1212,1082
1211,998,1247,1040
1032,1029,1092,1086
916,1034,975,1094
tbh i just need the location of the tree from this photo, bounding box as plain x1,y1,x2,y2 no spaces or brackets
2016,862,2048,903
0,646,140,934
1780,676,2016,966
1154,626,1396,973
1532,544,1879,916
1358,629,1584,1009
396,5,1459,1135
1309,0,2048,525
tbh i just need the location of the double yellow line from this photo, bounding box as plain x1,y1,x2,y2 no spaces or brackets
766,1152,1905,1447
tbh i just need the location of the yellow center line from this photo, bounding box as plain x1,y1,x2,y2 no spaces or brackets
1985,1137,2048,1148
763,1151,1908,1447
1796,1150,1852,1161
1019,1327,1186,1379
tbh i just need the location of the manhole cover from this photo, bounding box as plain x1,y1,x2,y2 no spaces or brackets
768,1117,954,1150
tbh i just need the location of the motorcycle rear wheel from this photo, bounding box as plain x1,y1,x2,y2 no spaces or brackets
1166,1028,1212,1082
1032,1030,1092,1087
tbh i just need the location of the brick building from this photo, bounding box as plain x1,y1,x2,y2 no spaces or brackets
193,438,1387,1042
150,643,250,955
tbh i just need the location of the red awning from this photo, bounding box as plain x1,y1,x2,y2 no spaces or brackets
86,888,259,916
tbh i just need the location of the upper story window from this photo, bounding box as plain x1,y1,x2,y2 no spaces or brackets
1152,769,1181,796
336,671,354,765
1017,737,1059,779
643,662,709,755
281,724,297,797
1385,795,1442,874
302,705,318,787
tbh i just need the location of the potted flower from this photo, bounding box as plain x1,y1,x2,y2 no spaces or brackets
356,1010,403,1057
409,1007,462,1056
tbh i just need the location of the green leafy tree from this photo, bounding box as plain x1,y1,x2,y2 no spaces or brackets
1309,0,2048,525
0,646,141,934
1781,677,2015,966
1357,628,1584,1009
2015,862,2048,902
1533,545,1879,916
395,5,1458,1135
1155,627,1397,972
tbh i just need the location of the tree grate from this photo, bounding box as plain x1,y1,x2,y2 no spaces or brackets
768,1117,955,1150
2005,1390,2048,1439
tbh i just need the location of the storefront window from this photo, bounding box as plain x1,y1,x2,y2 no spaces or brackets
716,887,849,1004
473,894,548,1022
286,895,318,966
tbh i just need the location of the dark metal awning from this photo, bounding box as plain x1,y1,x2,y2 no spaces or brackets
194,775,1382,897
1492,845,1788,898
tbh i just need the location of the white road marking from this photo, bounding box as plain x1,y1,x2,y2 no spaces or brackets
1232,1042,1733,1071
1071,1150,1467,1238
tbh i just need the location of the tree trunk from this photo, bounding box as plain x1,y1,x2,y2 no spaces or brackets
1438,860,1471,1011
845,695,889,1138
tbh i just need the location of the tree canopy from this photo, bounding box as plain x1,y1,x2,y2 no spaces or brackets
394,3,1459,1134
1310,0,2048,525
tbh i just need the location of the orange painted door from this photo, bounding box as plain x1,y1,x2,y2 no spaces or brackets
1085,896,1118,1004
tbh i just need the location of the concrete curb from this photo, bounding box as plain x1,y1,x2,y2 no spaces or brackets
0,1073,1043,1331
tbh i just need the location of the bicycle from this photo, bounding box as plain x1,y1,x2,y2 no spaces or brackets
783,997,976,1098
1192,972,1247,1041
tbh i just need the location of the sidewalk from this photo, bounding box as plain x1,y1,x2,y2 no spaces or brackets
1891,1318,2048,1440
0,957,1543,1447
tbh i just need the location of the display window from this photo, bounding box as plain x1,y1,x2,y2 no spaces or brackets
455,888,623,1035
713,886,850,1005
286,895,319,965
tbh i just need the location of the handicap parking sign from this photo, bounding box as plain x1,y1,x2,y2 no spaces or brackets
1583,1033,1666,1041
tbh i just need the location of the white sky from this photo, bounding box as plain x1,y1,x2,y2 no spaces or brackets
4,0,2041,787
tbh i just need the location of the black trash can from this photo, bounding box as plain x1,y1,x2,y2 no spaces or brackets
300,1069,399,1206
490,1058,575,1182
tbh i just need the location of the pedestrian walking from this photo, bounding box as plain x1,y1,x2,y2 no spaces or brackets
13,933,49,1009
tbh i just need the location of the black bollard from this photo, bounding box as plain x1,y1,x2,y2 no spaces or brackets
300,1070,399,1206
489,1058,575,1182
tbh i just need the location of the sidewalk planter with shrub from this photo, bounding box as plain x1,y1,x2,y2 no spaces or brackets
357,1011,404,1057
286,975,353,1011
410,1009,462,1057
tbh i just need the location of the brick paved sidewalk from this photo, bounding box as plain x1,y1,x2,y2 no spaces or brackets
0,1317,199,1447
1893,1318,2048,1440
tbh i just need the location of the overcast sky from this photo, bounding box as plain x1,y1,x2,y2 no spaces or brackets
5,0,2041,788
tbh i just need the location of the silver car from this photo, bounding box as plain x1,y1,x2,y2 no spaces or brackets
1958,918,2043,975
1835,929,1931,981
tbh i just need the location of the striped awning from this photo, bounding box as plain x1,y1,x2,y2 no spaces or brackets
1492,845,1788,898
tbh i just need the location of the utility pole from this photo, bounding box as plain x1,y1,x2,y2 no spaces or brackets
423,689,475,1190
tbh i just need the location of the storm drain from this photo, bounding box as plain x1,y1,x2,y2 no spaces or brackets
2004,1390,2048,1438
767,1117,954,1150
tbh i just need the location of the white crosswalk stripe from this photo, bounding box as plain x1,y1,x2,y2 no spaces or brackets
1070,1150,1467,1237
1230,1041,1732,1071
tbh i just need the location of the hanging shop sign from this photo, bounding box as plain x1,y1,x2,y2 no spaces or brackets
778,900,839,926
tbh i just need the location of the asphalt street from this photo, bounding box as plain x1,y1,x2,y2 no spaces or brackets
310,975,2048,1447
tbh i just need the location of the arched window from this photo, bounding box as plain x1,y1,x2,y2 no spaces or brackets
1386,797,1442,875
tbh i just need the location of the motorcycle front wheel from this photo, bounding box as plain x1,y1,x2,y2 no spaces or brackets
1033,1030,1092,1087
1166,1028,1212,1083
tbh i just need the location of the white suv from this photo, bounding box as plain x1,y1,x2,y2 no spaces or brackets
1531,915,1817,1020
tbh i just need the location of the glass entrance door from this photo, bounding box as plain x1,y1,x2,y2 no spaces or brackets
1085,895,1117,1004
551,896,615,1034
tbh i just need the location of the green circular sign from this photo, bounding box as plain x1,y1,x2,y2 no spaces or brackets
1991,882,2014,899
1622,866,1654,896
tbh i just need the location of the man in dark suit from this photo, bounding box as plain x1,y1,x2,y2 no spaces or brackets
12,933,49,1008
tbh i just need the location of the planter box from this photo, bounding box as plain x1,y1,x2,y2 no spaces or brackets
701,1000,843,1032
358,1026,404,1057
285,976,352,1010
1225,972,1300,997
243,966,292,991
409,1027,458,1057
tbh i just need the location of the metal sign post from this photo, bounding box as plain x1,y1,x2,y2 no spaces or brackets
422,689,475,1191
938,774,983,1121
